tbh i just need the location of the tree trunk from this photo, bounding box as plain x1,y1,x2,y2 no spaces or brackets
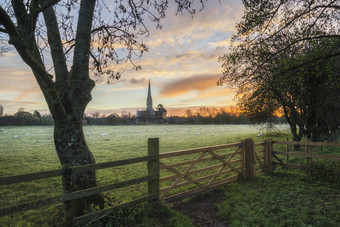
290,123,304,150
51,80,104,218
54,117,105,217
2,0,103,219
311,126,320,142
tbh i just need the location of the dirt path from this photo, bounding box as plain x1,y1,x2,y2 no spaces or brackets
171,189,228,227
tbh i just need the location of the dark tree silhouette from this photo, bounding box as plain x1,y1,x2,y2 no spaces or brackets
155,104,167,122
219,0,340,142
33,110,41,118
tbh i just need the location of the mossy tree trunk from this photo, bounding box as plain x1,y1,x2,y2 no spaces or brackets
0,0,104,217
52,79,105,217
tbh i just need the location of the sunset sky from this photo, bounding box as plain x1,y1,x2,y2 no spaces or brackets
0,0,243,116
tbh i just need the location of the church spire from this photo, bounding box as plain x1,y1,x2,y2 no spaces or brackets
146,79,153,111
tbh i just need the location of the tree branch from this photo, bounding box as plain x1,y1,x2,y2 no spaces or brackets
43,4,69,82
276,52,340,77
255,3,340,45
11,0,41,61
258,1,284,37
0,5,67,119
250,35,340,78
0,27,7,33
64,42,75,56
0,6,44,75
72,0,96,80
33,0,61,16
10,0,28,29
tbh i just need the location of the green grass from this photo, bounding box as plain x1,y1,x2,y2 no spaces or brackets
216,168,340,226
0,124,280,173
0,124,281,186
1,124,340,226
212,137,340,226
0,124,294,226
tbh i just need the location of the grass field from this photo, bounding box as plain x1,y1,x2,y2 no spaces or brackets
0,124,289,173
1,124,340,226
1,124,289,225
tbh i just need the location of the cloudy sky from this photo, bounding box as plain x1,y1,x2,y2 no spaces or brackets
0,0,244,116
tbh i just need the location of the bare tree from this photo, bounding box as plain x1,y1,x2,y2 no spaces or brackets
0,104,3,115
0,0,204,216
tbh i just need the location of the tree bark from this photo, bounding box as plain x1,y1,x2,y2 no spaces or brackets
54,116,104,217
289,123,304,150
52,79,105,217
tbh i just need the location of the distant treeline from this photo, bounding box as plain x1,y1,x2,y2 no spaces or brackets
84,112,136,125
0,107,287,126
84,111,260,125
87,107,287,125
165,107,286,125
0,109,54,126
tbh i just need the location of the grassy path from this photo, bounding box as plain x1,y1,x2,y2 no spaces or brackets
172,189,228,227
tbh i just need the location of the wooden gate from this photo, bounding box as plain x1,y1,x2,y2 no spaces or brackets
158,142,244,202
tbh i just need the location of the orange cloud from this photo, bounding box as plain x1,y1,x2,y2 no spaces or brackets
159,74,221,97
189,88,235,101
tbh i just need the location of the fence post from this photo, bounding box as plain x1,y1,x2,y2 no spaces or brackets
264,138,273,173
239,140,245,178
286,137,289,162
244,138,255,179
61,164,74,222
148,138,160,199
305,139,312,176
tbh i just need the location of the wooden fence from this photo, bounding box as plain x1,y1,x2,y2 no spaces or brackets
0,138,160,226
271,139,340,174
158,138,269,202
1,138,339,225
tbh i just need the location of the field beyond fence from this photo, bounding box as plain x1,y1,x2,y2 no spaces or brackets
1,136,340,225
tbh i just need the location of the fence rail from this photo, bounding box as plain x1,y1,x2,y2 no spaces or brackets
159,141,245,200
273,151,340,161
273,140,340,146
272,139,340,175
158,142,244,158
0,138,160,226
1,137,339,225
0,155,158,186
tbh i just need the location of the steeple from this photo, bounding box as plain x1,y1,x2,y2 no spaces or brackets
146,79,153,111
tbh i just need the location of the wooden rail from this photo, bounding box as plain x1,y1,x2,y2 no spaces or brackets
273,151,340,161
0,174,158,217
273,140,340,147
159,142,244,158
0,155,158,186
271,139,340,174
0,138,160,226
158,141,254,200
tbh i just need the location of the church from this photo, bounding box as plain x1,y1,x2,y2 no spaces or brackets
136,80,156,123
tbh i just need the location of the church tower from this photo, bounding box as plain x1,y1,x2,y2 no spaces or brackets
136,79,155,123
146,79,153,112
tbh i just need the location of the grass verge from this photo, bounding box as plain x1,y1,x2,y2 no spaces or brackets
216,167,340,226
